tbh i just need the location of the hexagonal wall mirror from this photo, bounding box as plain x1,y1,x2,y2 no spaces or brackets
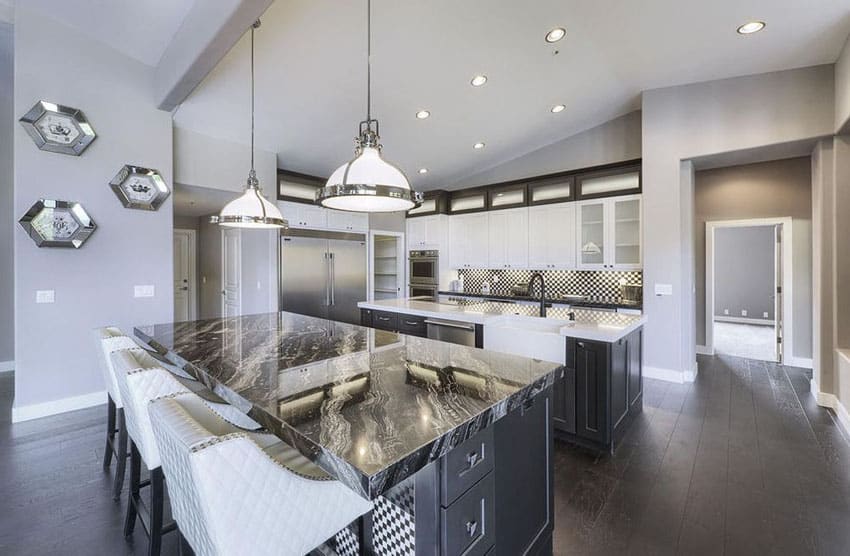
19,199,97,248
18,101,97,156
109,165,170,211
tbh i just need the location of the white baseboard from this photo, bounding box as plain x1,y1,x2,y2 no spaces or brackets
644,366,683,384
785,356,813,369
810,378,850,439
714,316,774,326
0,360,13,373
12,390,106,423
696,345,714,356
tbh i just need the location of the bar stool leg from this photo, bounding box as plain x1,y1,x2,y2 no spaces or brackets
112,410,128,500
124,441,141,537
149,467,165,556
103,396,116,470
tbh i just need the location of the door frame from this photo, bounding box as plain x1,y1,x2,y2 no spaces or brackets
705,217,793,363
173,228,197,321
221,228,242,317
368,229,405,301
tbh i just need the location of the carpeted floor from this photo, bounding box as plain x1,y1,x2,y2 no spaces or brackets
713,321,777,361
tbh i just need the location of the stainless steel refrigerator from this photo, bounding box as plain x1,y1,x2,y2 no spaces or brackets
279,229,367,325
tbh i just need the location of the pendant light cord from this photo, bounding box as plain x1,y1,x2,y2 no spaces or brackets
251,21,256,174
366,0,371,123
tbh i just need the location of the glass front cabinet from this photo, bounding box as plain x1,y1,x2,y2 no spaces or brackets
577,194,641,270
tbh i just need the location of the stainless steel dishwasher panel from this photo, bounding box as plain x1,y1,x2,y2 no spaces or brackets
425,318,476,347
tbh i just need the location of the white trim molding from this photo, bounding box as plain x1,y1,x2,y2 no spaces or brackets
12,390,106,423
0,360,14,373
785,356,813,369
811,378,850,438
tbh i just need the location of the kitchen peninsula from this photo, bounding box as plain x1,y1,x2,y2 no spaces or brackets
359,297,647,452
135,311,561,555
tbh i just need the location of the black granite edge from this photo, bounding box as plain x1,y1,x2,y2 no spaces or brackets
437,290,643,310
133,325,563,500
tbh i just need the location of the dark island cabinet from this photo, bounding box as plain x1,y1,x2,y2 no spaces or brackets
554,328,643,453
360,309,427,338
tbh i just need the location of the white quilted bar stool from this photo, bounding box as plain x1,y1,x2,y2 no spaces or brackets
149,393,374,556
93,327,142,500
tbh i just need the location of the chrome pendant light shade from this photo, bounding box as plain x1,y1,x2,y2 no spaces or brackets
212,21,287,229
316,0,421,213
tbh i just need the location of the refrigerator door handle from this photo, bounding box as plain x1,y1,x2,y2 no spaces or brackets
330,252,336,306
324,252,330,306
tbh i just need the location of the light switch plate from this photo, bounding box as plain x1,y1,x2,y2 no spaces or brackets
763,312,769,318
134,285,155,298
36,290,55,304
654,283,673,296
741,309,748,317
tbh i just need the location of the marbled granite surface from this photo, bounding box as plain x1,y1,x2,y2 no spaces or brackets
135,311,561,499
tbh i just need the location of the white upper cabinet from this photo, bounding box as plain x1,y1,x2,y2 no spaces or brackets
488,208,528,269
280,201,327,230
406,215,445,250
576,194,641,270
326,209,368,232
528,203,575,270
449,212,489,269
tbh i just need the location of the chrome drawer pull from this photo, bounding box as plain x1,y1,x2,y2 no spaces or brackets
403,320,419,326
466,520,478,537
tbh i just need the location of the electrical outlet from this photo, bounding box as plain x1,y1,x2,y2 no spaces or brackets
36,290,55,304
763,312,769,318
741,309,748,317
257,281,262,290
724,309,729,315
134,285,155,298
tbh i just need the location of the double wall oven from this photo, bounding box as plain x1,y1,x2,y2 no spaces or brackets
408,250,439,298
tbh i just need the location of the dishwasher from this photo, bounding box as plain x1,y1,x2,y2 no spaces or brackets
425,318,477,347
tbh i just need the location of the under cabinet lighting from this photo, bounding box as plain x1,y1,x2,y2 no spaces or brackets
737,21,765,34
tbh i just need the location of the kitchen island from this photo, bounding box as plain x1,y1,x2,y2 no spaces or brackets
135,311,561,555
359,297,647,453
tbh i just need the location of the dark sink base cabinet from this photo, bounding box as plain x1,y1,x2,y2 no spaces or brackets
554,328,643,453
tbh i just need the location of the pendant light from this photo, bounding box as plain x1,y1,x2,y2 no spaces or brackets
211,21,287,229
316,0,422,213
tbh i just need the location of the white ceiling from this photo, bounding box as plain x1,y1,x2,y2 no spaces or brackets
25,0,195,66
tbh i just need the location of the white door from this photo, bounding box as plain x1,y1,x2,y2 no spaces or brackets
221,229,242,317
173,229,196,321
774,224,783,363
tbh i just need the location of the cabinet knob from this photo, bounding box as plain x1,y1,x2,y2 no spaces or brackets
466,451,480,469
465,520,478,538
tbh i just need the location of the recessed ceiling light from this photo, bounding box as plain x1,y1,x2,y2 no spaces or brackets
415,110,430,119
470,75,487,87
418,168,428,174
737,21,765,34
473,142,485,150
545,27,566,43
551,104,566,113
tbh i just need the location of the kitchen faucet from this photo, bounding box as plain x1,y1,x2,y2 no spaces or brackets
528,272,547,317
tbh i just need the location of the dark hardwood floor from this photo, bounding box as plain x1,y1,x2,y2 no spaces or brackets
1,354,848,555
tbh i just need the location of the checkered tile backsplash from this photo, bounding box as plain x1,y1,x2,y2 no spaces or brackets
457,268,642,304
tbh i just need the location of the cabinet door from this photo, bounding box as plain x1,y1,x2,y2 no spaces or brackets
610,338,628,430
574,339,609,445
527,206,549,269
488,211,509,269
466,213,490,268
577,200,607,269
279,201,300,227
422,215,442,248
628,329,643,409
406,218,424,248
505,208,528,269
553,369,576,434
349,212,369,232
547,203,576,269
448,215,467,269
610,195,641,269
299,203,327,229
326,209,348,231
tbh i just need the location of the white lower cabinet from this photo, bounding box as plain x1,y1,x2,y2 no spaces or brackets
449,212,489,269
528,203,575,270
488,208,528,269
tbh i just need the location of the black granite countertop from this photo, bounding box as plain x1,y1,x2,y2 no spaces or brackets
436,290,643,310
134,311,561,499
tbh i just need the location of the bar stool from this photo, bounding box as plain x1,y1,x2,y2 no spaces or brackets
149,393,373,556
93,327,141,500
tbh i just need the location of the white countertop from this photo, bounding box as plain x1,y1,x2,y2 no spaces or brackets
358,297,646,343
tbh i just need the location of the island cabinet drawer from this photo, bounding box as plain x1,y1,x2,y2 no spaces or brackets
440,473,495,556
397,313,426,337
441,427,494,506
371,311,398,331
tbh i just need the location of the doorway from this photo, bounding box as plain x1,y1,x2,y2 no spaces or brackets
221,228,242,317
369,230,405,301
173,229,197,322
705,218,792,363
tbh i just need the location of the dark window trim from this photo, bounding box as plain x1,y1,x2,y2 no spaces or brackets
487,182,528,210
277,169,326,204
575,162,642,201
527,175,575,206
406,190,449,218
447,186,489,215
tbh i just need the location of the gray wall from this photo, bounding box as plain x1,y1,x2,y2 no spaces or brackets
694,158,812,356
836,35,850,132
0,22,13,366
713,226,775,321
450,111,641,189
642,65,833,379
174,215,200,230
13,8,173,414
198,216,222,320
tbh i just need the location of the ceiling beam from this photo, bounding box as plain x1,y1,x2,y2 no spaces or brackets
154,0,273,112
